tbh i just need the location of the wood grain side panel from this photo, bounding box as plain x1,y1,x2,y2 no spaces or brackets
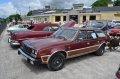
67,45,99,58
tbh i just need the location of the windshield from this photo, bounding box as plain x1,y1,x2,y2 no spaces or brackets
87,21,107,28
115,21,120,24
52,28,77,40
114,24,120,28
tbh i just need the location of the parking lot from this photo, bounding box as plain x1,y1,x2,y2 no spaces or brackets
0,28,120,79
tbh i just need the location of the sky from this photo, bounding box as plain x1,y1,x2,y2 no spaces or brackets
0,0,97,18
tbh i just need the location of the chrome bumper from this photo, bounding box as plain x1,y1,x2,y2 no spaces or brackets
18,48,41,65
8,38,20,46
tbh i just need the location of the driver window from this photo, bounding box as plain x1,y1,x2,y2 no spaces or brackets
76,30,87,41
87,31,97,39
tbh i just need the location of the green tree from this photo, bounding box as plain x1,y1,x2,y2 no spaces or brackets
6,14,22,22
92,0,111,8
0,18,6,22
27,11,32,16
114,0,120,6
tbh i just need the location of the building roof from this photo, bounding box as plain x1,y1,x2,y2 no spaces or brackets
73,4,84,7
31,9,72,15
94,6,120,12
31,5,120,16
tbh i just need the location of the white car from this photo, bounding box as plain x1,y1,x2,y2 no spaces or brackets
7,24,31,33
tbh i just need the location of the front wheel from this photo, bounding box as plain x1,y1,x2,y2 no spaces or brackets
47,53,65,71
95,45,105,56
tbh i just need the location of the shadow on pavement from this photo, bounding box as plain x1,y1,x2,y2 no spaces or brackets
21,53,96,73
22,59,48,74
66,53,96,65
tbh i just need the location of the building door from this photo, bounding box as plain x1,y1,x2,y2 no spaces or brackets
83,16,86,23
69,15,78,23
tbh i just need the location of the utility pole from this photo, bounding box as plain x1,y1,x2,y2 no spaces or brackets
29,5,31,12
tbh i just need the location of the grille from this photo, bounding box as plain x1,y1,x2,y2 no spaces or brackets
21,44,32,54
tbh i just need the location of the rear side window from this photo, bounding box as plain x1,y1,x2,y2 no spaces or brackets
87,30,97,39
96,30,106,37
76,30,87,41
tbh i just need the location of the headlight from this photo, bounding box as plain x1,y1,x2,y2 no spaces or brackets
35,51,37,55
32,49,37,55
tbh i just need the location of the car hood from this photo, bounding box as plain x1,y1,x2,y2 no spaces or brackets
13,30,40,35
23,38,69,51
12,30,52,38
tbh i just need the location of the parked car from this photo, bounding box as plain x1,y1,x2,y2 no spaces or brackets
109,24,120,36
116,64,120,79
18,27,110,71
109,20,120,25
85,20,112,33
8,21,76,46
7,24,31,33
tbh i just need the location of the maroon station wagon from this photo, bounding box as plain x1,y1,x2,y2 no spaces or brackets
8,21,76,46
18,27,110,71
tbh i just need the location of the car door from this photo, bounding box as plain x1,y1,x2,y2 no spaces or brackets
67,30,90,58
86,30,99,52
95,30,109,45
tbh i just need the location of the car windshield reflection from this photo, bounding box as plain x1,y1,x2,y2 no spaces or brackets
52,28,77,40
87,21,107,28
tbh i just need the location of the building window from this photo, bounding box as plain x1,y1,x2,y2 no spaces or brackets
55,16,61,22
39,18,41,22
90,15,96,20
63,16,66,21
45,18,47,21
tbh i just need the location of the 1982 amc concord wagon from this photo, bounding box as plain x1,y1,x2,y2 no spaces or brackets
18,27,110,71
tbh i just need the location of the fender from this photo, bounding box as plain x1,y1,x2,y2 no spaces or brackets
97,42,106,50
41,46,67,64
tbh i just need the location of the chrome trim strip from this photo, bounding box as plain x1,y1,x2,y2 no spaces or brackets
67,50,96,59
18,48,36,61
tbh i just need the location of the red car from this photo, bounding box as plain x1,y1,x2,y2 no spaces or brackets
116,64,120,79
8,21,76,46
18,27,110,71
109,24,120,36
85,20,111,33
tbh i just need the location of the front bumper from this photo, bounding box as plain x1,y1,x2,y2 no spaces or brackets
18,48,41,65
8,38,20,46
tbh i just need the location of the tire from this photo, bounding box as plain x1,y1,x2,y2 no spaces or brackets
47,53,65,71
95,45,105,56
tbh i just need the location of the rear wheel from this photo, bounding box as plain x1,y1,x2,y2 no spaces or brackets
47,53,65,71
95,45,105,56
